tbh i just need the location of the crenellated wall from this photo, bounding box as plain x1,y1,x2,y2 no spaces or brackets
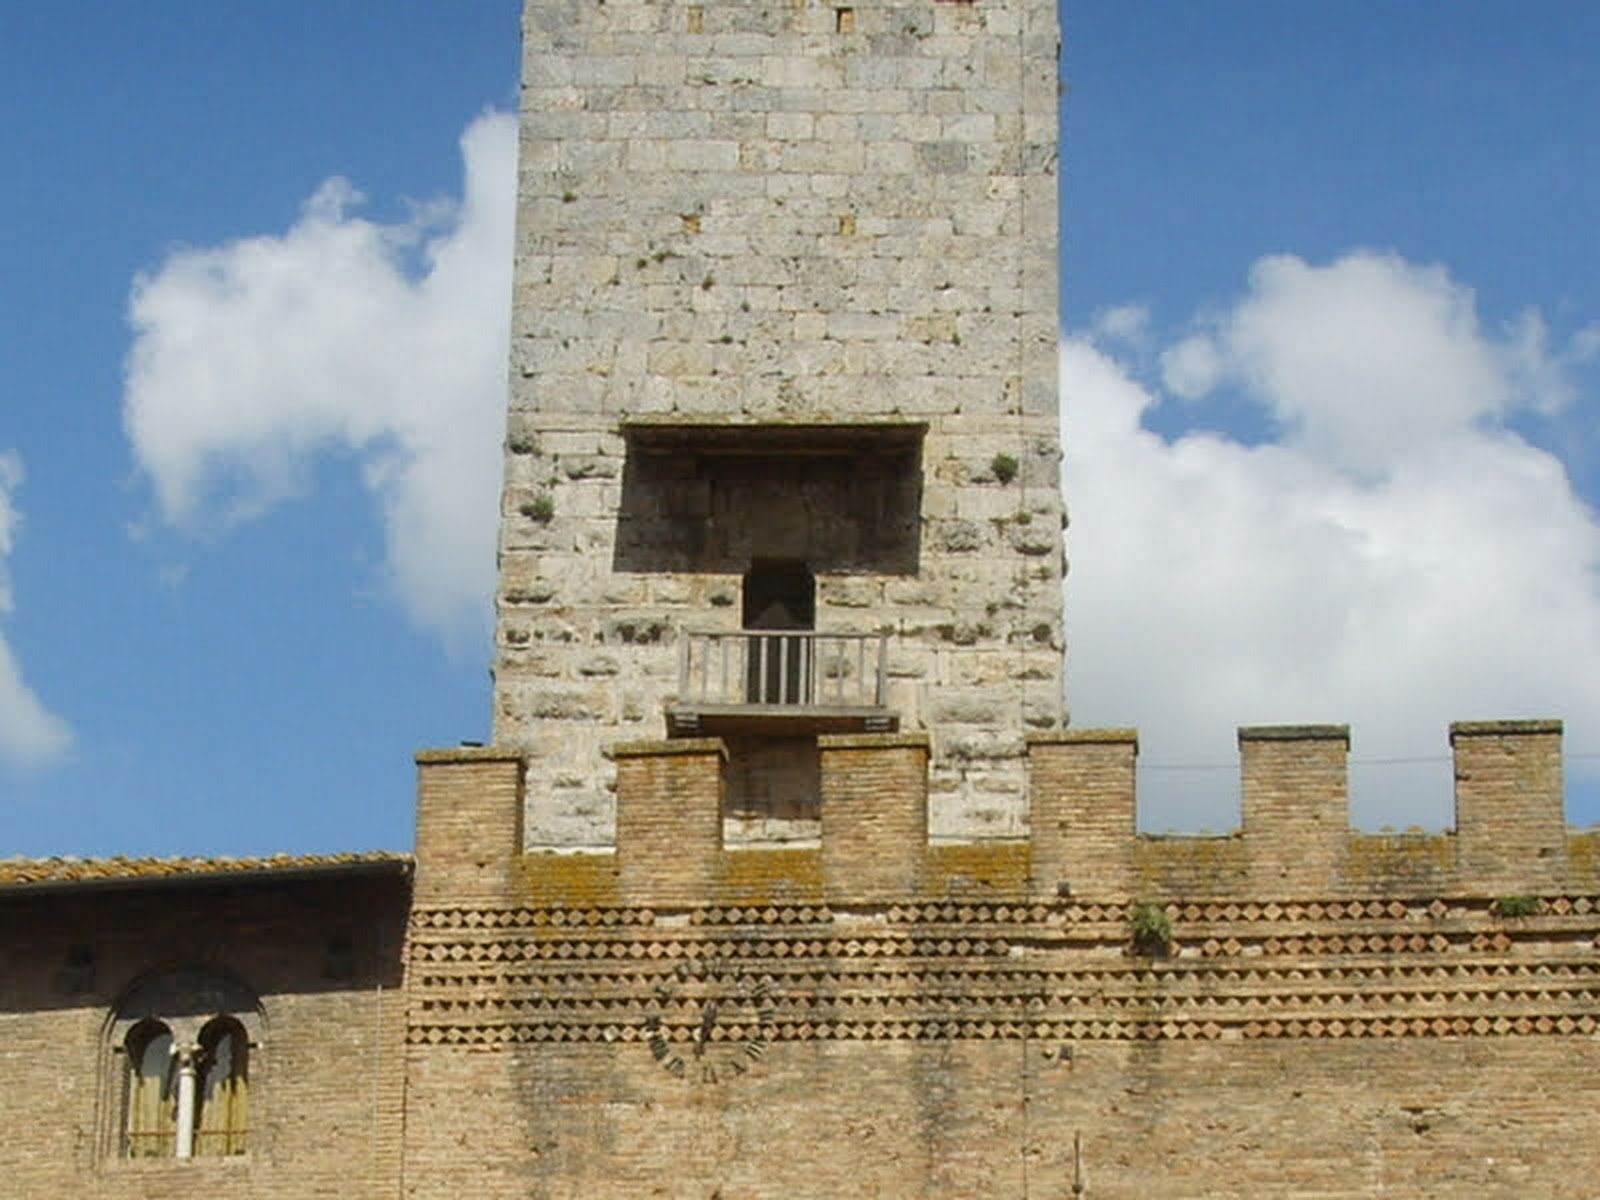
1030,718,1585,903
404,4,1600,1190
415,719,1592,908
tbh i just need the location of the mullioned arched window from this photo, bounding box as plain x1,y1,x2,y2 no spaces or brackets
108,969,261,1161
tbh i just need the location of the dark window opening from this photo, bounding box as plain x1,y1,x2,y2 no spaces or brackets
743,560,814,630
57,942,95,993
743,560,813,705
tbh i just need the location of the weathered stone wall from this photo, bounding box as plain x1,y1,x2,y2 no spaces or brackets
495,0,1066,849
0,873,408,1198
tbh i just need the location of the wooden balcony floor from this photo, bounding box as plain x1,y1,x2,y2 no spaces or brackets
665,701,898,737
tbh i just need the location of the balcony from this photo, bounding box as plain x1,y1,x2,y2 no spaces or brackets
667,630,897,736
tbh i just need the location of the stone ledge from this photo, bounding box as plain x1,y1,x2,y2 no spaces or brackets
609,736,728,760
818,732,931,752
1027,728,1138,748
1450,718,1563,741
620,414,929,432
415,745,524,765
1237,724,1350,744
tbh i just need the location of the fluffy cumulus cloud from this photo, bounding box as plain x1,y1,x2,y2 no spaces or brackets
1064,251,1600,830
123,110,517,640
0,453,72,767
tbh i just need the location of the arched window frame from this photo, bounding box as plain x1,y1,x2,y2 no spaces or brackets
106,968,263,1163
121,1019,177,1159
194,1015,250,1157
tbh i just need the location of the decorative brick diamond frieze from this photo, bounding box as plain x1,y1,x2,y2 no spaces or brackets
404,895,1600,1048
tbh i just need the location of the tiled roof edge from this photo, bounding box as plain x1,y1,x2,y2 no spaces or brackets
0,851,413,892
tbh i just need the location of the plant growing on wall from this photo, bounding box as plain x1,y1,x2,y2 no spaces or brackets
1491,894,1543,918
1130,902,1173,956
990,452,1018,484
520,493,555,523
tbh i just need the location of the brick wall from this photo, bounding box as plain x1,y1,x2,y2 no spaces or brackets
473,720,1594,907
417,1039,1598,1198
8,718,1591,1199
0,873,408,1198
1029,728,1137,900
821,732,930,901
614,737,726,904
402,904,1600,1199
1453,719,1568,892
1027,719,1581,900
414,747,524,905
397,723,1600,1196
1240,724,1351,893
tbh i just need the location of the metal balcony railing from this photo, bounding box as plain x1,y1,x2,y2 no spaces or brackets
675,630,889,716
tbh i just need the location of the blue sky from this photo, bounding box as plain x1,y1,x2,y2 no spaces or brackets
2,2,1597,857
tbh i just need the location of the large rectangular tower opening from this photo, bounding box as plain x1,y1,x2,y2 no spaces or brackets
613,422,924,575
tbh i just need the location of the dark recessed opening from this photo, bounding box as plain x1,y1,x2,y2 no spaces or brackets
743,560,814,630
56,942,95,994
323,932,356,981
724,734,822,845
613,422,923,575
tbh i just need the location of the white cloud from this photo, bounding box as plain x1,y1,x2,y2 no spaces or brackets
1092,303,1149,345
123,109,517,642
1160,333,1223,400
1162,252,1547,475
0,452,72,767
1573,323,1600,364
1065,251,1600,830
0,452,16,614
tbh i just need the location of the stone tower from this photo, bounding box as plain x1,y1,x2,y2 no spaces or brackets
494,0,1065,850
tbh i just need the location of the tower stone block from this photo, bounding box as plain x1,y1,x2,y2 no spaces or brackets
494,0,1066,849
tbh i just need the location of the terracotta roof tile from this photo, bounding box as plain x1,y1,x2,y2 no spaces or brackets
0,851,411,890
